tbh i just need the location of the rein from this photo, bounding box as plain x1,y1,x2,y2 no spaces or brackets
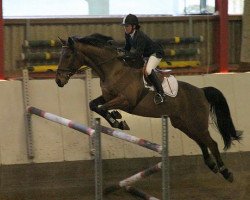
95,55,118,66
60,45,118,71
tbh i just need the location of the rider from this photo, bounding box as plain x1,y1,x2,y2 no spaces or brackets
120,14,166,104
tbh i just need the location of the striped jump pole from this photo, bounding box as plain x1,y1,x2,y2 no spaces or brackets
101,126,162,154
104,162,161,194
27,106,95,136
125,186,160,200
27,106,162,154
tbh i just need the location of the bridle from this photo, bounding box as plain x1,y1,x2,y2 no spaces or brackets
56,45,79,77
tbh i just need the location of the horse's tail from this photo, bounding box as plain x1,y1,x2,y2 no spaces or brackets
202,87,242,150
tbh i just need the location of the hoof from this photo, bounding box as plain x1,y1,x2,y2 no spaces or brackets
118,121,130,130
103,185,120,195
110,110,122,119
220,168,234,182
226,172,234,183
107,114,120,128
110,120,120,129
210,165,219,173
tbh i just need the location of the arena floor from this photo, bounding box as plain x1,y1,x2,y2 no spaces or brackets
1,152,249,200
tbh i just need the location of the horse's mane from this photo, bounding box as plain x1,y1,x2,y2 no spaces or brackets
73,33,114,48
70,33,144,68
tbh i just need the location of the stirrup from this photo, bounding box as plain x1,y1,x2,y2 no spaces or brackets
154,93,165,105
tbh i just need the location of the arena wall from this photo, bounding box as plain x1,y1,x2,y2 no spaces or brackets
0,72,249,165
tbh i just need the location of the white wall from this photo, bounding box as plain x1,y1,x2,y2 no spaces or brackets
0,72,249,165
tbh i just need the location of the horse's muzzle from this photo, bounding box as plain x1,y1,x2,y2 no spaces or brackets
56,78,65,87
55,72,70,87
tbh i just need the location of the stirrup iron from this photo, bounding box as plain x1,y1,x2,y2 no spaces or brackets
154,93,165,105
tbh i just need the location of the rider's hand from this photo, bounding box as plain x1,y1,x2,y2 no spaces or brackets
117,48,125,57
117,51,125,57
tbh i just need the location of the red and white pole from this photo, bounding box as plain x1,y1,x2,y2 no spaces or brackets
215,0,229,73
0,0,4,79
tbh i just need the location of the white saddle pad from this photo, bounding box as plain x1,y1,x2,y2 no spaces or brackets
143,75,178,97
162,75,178,97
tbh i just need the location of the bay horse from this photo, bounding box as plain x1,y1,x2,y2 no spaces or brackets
55,33,241,182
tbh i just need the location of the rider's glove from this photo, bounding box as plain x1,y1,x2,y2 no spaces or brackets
117,48,126,58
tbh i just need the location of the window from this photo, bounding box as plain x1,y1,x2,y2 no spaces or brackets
228,0,244,14
109,0,168,15
3,0,89,18
184,0,215,14
184,0,244,15
3,0,245,18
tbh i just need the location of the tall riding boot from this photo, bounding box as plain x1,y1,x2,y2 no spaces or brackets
147,70,166,104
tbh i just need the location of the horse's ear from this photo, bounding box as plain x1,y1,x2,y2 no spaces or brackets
68,37,76,50
58,36,66,46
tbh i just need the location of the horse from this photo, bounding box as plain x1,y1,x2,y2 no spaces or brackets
55,33,241,182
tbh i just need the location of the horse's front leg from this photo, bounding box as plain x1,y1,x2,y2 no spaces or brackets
100,94,130,130
89,95,129,130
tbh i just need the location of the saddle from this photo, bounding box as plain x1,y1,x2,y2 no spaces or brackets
143,66,178,98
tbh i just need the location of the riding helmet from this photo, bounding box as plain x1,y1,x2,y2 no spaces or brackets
122,14,139,25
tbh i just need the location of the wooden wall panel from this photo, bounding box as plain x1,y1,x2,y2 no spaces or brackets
0,73,249,164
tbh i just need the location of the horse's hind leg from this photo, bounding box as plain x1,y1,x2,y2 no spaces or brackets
170,117,217,173
197,142,218,173
201,130,234,182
